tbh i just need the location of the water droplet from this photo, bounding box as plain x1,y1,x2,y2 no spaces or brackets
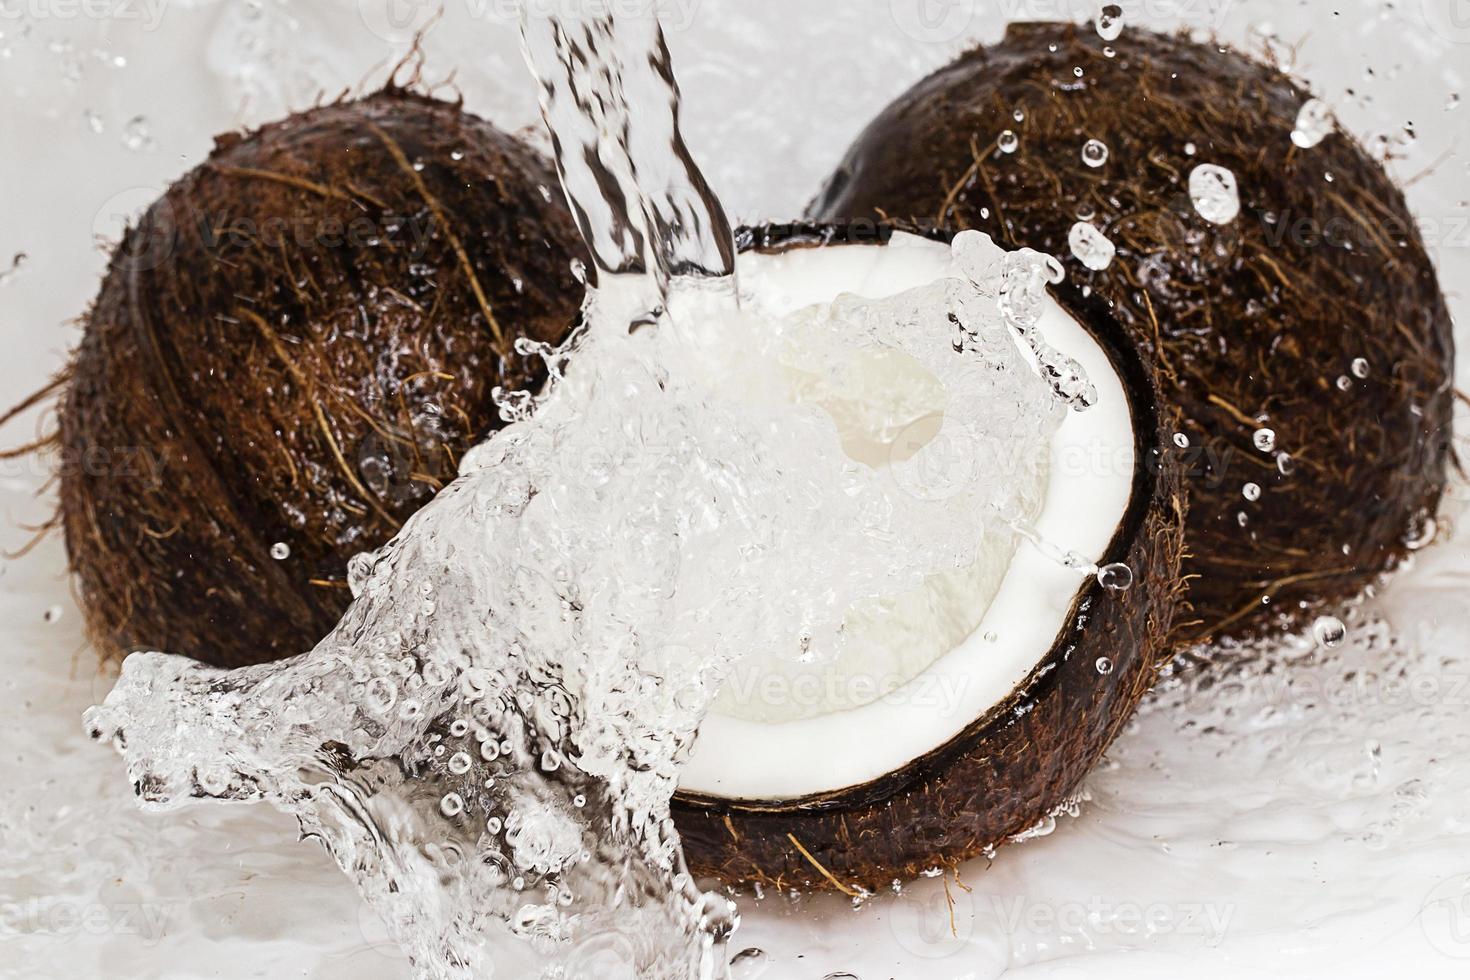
1405,514,1438,550
1184,142,1198,156
1351,357,1370,379
1095,656,1114,675
1095,3,1124,41
1189,164,1241,224
998,129,1019,154
730,947,771,979
270,541,291,560
1068,221,1116,271
1012,108,1026,123
1291,98,1334,148
1277,453,1296,476
1081,138,1109,168
1312,615,1347,649
121,115,154,152
1097,562,1134,591
440,792,464,817
1173,432,1191,449
486,816,503,835
1242,482,1262,502
1253,428,1276,453
1337,375,1353,391
448,751,472,775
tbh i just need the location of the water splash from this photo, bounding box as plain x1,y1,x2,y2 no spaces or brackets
519,4,734,287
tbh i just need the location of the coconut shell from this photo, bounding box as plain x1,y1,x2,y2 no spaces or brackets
672,221,1187,891
810,22,1454,641
61,89,585,669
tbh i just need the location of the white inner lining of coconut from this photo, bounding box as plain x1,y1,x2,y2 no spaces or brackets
678,232,1136,802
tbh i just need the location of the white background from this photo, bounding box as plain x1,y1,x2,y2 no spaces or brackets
2,1,1469,977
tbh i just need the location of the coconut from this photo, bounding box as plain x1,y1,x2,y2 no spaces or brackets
810,22,1454,641
670,222,1186,891
60,89,585,669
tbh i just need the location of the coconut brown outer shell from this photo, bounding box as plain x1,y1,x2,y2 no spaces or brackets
61,90,584,668
672,222,1187,891
810,22,1454,641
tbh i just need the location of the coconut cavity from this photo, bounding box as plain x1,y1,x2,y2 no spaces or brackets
811,21,1454,641
60,88,585,670
86,225,1114,974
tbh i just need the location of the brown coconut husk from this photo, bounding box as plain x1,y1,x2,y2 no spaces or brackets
60,88,585,669
810,22,1454,642
671,222,1188,892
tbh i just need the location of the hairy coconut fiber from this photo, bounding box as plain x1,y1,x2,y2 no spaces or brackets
811,22,1455,642
60,88,585,669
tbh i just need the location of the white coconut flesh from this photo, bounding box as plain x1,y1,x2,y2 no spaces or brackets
678,232,1137,802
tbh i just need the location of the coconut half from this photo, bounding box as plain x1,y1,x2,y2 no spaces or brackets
672,223,1186,890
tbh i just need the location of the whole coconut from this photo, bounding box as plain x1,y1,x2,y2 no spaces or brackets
812,22,1455,641
61,89,585,669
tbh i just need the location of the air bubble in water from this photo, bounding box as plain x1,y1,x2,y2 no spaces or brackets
1081,138,1109,168
1277,453,1296,476
1189,164,1241,224
448,752,473,775
1095,3,1124,41
1184,142,1198,156
1292,99,1334,148
1095,656,1114,675
1337,375,1353,391
43,605,62,624
1312,615,1347,649
1405,514,1438,551
1253,428,1276,453
270,542,291,560
440,793,464,817
1351,357,1370,379
1068,221,1116,271
1173,432,1190,449
998,129,1019,154
730,947,771,978
1243,482,1262,502
120,115,154,152
1097,563,1133,591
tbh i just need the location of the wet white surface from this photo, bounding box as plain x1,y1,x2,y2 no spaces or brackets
2,1,1469,977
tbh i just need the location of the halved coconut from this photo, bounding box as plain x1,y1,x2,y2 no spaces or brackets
672,222,1186,891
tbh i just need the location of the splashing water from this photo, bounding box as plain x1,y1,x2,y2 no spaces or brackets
81,6,1091,978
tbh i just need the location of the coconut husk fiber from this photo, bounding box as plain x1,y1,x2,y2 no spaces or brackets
811,21,1455,642
60,88,586,669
